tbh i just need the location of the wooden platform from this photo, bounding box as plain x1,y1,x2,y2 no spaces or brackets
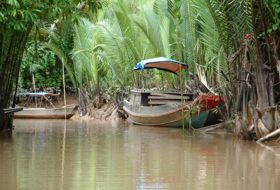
1,107,23,130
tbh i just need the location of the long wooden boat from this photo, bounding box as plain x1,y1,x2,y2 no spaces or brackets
124,57,225,128
14,104,78,119
123,90,224,128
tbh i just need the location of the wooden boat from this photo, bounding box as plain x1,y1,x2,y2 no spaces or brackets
123,90,224,128
14,104,78,119
123,57,225,128
15,92,78,119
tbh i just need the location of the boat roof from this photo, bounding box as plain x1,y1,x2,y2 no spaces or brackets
133,57,188,74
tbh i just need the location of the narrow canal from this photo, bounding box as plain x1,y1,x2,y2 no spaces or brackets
1,119,280,190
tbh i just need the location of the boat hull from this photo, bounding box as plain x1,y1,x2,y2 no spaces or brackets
164,109,222,128
123,95,224,129
14,105,78,119
124,105,218,129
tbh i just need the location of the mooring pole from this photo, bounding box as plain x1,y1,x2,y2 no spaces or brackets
60,58,67,190
62,58,67,119
180,64,185,131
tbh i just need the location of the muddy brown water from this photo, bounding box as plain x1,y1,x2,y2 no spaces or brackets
0,119,280,190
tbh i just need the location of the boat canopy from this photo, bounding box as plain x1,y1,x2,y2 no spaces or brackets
133,57,188,74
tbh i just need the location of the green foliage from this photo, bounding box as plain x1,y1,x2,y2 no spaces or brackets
0,0,103,30
20,40,61,89
96,0,146,89
14,0,246,95
95,0,189,89
46,17,77,88
64,0,226,92
1,0,104,90
13,0,277,99
268,0,280,32
72,19,103,88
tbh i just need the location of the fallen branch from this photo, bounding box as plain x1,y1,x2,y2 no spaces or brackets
257,128,280,143
196,120,233,133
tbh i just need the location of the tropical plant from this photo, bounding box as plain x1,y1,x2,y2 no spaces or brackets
201,0,280,140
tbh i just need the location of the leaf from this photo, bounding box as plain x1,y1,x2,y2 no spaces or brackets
7,0,20,7
272,24,279,31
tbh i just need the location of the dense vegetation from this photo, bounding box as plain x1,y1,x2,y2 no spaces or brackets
1,0,280,140
20,40,60,89
0,0,102,130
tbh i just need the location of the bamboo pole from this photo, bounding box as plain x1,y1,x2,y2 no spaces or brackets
60,119,66,190
33,30,39,108
62,58,67,118
60,57,67,190
180,64,185,130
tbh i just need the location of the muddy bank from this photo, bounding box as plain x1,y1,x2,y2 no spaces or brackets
71,102,125,121
17,94,125,121
56,95,126,121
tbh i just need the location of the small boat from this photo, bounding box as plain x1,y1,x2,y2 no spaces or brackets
123,57,225,128
15,92,78,119
123,90,224,128
14,104,78,119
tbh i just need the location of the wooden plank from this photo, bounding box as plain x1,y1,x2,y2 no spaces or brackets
149,93,192,99
150,91,195,96
2,107,23,114
148,99,185,105
148,95,191,100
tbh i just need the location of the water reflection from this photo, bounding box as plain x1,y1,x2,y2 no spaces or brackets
0,119,279,190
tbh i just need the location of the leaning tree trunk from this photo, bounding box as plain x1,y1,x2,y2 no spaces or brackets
0,26,32,131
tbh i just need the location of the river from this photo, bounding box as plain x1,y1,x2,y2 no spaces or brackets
0,119,280,190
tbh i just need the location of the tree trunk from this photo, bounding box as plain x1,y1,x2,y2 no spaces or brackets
0,27,32,131
78,88,87,116
252,1,270,111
